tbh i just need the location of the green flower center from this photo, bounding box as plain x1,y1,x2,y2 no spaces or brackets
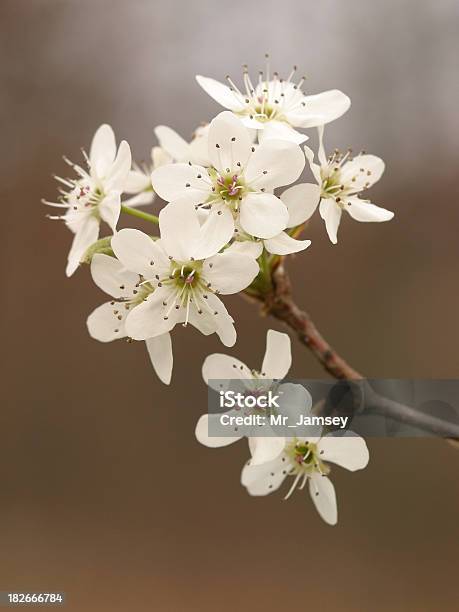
321,167,343,197
214,171,246,201
69,181,105,217
253,102,276,122
171,263,201,289
286,439,330,476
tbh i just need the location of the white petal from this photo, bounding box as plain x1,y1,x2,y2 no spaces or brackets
196,75,246,112
241,454,287,496
192,204,235,260
225,239,264,259
304,145,322,184
245,139,305,190
105,140,132,192
291,90,351,128
188,125,211,167
345,197,394,223
239,192,289,239
240,116,267,130
202,353,252,390
87,301,126,342
90,253,138,298
151,162,209,204
319,198,342,244
208,111,252,172
261,329,291,379
111,228,170,277
66,215,99,277
318,432,369,471
264,231,311,255
195,414,242,448
281,183,321,228
258,120,308,145
204,293,236,347
124,286,178,340
154,125,190,162
99,192,121,233
309,474,337,525
125,169,151,193
203,252,259,294
123,191,155,207
145,333,173,385
152,146,173,168
317,125,327,166
159,199,201,260
340,155,385,192
277,383,315,431
248,436,285,466
89,124,116,179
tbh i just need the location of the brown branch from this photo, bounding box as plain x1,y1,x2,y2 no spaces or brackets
263,263,362,380
246,262,459,440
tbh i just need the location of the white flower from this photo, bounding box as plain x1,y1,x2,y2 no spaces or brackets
154,124,211,167
196,329,312,465
151,111,305,246
303,127,394,244
110,199,259,346
124,125,211,207
241,431,369,525
44,124,131,277
196,58,350,144
86,253,173,384
227,183,320,257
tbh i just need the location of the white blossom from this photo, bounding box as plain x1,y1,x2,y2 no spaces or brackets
227,183,320,257
151,111,305,247
45,124,131,277
110,199,259,346
196,330,312,465
87,253,173,384
124,124,211,207
303,127,394,244
241,431,369,525
196,58,350,145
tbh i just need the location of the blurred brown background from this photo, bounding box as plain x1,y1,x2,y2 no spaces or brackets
1,1,459,610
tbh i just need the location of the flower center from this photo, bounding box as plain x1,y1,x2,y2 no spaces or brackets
170,263,201,289
285,439,330,476
213,171,246,201
253,99,277,122
321,167,343,198
68,180,105,214
130,281,154,305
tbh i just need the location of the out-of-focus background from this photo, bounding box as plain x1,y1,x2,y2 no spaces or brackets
1,1,458,610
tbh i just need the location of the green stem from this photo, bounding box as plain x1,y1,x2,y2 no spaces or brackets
121,204,159,224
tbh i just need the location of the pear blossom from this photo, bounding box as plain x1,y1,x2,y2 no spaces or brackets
196,58,350,145
124,124,211,207
110,199,259,346
196,330,312,465
241,431,369,525
44,124,131,277
154,124,211,167
227,182,320,257
151,111,305,246
303,127,394,244
123,147,170,208
87,253,173,384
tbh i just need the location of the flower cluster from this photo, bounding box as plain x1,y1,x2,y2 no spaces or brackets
46,59,391,523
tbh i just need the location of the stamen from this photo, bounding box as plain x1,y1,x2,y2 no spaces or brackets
284,472,302,500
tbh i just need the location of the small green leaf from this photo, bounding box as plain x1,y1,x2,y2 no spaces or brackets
81,236,114,264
